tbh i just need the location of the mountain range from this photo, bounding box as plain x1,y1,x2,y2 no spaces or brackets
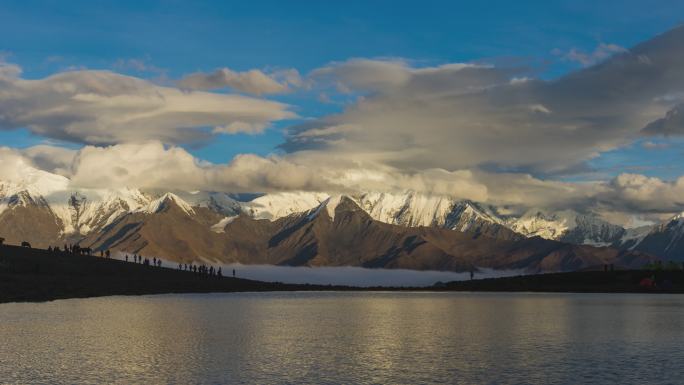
1,170,678,272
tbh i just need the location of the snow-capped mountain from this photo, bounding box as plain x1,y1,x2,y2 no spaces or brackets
615,212,684,261
561,214,626,246
243,192,330,220
0,166,679,262
507,210,626,246
507,210,576,240
54,188,152,235
0,175,633,247
353,192,501,229
352,192,519,240
238,191,520,240
75,193,653,272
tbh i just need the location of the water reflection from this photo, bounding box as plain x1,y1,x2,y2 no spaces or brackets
1,292,683,384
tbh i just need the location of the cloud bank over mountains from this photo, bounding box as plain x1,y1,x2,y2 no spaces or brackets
1,26,684,224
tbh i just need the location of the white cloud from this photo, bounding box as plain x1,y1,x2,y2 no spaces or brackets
21,145,77,177
0,64,295,145
2,28,684,222
178,67,302,95
310,59,500,94
600,173,684,213
557,42,627,67
4,142,684,221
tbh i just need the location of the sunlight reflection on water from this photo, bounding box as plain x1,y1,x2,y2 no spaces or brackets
1,292,683,384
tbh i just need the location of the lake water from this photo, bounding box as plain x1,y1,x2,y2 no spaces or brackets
1,292,683,384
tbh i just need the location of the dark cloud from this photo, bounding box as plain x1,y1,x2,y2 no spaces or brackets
285,26,684,175
642,104,684,136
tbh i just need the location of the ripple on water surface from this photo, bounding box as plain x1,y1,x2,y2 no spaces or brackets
1,292,683,384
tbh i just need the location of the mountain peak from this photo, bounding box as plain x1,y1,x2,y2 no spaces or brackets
142,193,195,216
245,191,330,220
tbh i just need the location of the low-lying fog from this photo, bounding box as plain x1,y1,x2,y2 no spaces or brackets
217,264,524,287
115,253,524,287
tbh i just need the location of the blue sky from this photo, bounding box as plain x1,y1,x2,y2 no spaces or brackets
0,0,683,184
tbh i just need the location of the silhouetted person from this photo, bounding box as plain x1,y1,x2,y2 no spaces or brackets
218,267,222,277
105,250,111,259
604,264,608,272
47,246,52,252
157,260,162,267
233,269,235,278
125,255,129,262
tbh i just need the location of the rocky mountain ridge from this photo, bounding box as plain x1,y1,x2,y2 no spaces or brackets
0,173,677,268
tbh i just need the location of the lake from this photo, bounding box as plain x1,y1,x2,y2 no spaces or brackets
1,292,683,384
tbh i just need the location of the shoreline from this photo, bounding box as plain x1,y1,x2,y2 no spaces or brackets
1,245,682,304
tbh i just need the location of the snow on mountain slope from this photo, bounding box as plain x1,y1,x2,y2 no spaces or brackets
49,188,151,234
0,168,69,215
508,210,627,246
661,213,684,252
244,191,508,235
299,195,345,222
211,216,238,233
353,192,455,227
507,210,577,240
0,167,658,249
244,192,330,220
0,167,69,198
562,214,626,246
141,193,196,215
602,212,684,261
616,225,653,250
351,192,505,232
175,191,242,216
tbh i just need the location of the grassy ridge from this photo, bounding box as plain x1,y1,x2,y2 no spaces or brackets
0,245,353,303
441,270,684,293
1,244,682,303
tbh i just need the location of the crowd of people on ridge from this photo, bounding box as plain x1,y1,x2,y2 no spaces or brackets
176,262,230,278
4,238,235,279
46,243,102,257
124,253,163,267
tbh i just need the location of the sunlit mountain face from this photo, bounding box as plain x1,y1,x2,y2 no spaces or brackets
0,178,660,271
